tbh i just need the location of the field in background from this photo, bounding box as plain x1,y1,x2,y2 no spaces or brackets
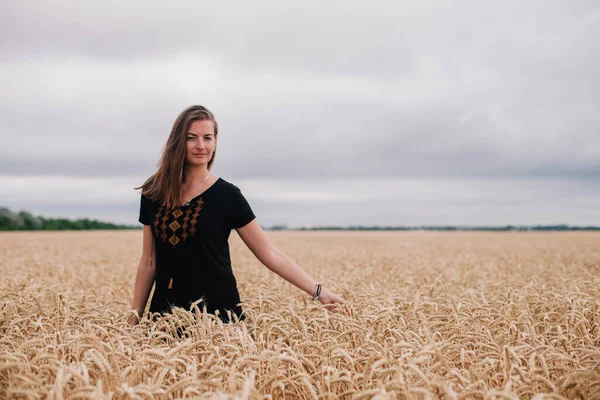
1,231,599,399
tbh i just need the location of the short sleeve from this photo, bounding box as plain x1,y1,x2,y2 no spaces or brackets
228,185,256,229
138,194,153,225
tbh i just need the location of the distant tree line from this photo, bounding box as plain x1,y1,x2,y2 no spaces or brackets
2,206,597,232
0,207,137,231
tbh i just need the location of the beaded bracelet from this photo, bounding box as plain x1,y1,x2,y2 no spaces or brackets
311,283,322,301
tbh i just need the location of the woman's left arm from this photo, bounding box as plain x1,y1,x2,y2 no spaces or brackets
236,220,347,309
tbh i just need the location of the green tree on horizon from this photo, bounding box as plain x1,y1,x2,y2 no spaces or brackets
0,207,137,231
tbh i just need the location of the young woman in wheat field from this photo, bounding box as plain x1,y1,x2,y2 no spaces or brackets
128,105,347,328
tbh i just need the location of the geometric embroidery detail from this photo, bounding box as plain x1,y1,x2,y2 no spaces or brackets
168,235,180,246
181,208,193,241
160,212,169,242
153,196,204,248
190,198,203,236
169,220,180,231
153,205,164,238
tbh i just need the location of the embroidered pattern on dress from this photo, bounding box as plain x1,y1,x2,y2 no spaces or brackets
190,199,203,236
181,207,193,241
153,198,204,248
153,205,164,238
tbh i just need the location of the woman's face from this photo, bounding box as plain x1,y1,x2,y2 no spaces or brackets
185,119,217,167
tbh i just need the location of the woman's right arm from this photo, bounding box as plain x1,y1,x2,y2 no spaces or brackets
128,225,156,326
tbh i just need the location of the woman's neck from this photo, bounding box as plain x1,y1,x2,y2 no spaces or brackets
183,165,210,188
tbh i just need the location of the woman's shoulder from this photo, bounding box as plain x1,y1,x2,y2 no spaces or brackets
215,177,243,192
213,177,251,205
140,191,158,203
140,191,163,209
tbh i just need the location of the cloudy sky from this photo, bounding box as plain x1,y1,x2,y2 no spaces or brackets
1,0,599,227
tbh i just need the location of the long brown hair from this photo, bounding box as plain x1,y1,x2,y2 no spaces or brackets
135,105,219,209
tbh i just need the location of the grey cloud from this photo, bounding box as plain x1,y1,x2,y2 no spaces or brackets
2,1,598,78
1,91,599,179
1,0,599,183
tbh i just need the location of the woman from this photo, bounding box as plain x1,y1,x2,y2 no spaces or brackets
128,105,347,327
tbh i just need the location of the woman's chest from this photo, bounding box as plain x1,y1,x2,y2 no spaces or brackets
150,197,228,248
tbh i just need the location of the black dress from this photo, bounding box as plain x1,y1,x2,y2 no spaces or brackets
138,177,255,323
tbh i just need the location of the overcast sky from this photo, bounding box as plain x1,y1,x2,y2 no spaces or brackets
1,0,599,227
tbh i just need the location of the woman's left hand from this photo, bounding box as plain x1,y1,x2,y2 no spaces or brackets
128,313,140,327
318,287,351,315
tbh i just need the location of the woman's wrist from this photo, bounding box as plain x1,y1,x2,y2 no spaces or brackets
310,284,333,304
319,287,334,303
311,283,323,301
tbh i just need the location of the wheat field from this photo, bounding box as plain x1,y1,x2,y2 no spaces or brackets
0,231,599,399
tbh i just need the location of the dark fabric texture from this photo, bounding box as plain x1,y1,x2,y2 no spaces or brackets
138,177,255,323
